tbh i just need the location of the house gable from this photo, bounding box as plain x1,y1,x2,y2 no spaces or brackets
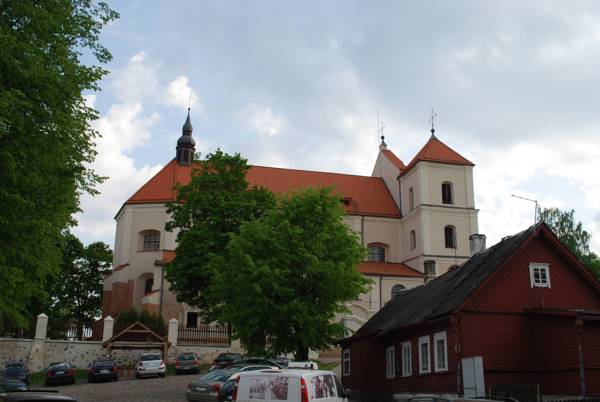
463,228,600,313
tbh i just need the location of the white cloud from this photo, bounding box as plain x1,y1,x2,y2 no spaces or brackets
471,139,600,252
238,103,287,138
163,75,202,111
74,52,182,245
111,51,160,103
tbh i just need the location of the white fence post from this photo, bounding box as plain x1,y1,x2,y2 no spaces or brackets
102,316,114,343
34,313,48,340
168,318,178,346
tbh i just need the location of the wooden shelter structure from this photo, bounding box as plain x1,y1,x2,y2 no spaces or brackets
102,322,170,358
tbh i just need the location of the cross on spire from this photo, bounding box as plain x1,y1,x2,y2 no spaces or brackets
428,109,438,138
377,107,387,149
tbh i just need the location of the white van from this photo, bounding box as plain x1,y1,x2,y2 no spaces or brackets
234,369,348,402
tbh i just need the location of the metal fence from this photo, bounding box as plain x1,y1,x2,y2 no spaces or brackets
177,324,230,345
47,319,104,341
0,319,36,339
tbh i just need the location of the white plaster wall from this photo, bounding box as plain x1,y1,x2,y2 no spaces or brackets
371,151,401,208
362,217,402,262
400,167,419,216
424,163,473,207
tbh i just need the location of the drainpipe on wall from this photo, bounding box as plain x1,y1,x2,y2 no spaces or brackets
379,275,383,309
576,317,587,396
158,262,165,320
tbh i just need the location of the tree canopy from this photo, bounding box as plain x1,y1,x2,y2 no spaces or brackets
0,1,118,324
48,232,112,333
213,188,369,358
539,207,600,275
165,150,276,316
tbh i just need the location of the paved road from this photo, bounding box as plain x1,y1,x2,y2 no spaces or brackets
59,374,195,402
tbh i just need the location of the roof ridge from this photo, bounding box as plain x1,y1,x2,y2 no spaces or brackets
250,164,378,180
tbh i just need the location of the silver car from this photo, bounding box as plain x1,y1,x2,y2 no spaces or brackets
135,353,166,378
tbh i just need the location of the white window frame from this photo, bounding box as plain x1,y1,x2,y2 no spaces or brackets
418,335,430,374
529,263,551,288
433,331,448,372
401,341,412,377
342,349,351,376
385,346,395,379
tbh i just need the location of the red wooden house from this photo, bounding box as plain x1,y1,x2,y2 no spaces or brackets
340,223,600,397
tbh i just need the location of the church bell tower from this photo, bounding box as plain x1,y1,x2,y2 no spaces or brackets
176,108,195,166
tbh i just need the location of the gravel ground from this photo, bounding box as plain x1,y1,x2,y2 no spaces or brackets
58,374,196,402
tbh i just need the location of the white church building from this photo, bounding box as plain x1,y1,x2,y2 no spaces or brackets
102,111,480,333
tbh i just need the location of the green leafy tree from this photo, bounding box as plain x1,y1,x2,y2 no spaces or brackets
48,233,112,337
0,1,118,324
165,150,276,316
212,188,369,358
539,207,600,275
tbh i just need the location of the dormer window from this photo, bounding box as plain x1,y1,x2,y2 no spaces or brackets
530,263,551,288
142,230,160,251
442,182,453,204
368,245,386,262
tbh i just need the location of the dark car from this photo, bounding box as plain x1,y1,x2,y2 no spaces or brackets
87,359,118,383
186,369,237,402
44,363,75,386
1,363,29,385
175,352,200,375
0,391,76,402
0,380,28,393
209,353,242,371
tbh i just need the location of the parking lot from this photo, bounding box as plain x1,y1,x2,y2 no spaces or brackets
59,374,195,402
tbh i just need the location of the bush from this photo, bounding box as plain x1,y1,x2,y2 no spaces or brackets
114,309,165,335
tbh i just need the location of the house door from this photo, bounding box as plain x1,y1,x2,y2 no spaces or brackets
462,356,485,398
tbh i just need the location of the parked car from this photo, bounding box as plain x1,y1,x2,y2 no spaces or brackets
0,380,27,393
217,366,281,402
176,352,201,375
235,369,348,402
87,358,118,383
0,391,76,402
187,368,237,402
210,353,243,371
1,363,28,385
44,362,75,386
135,353,166,379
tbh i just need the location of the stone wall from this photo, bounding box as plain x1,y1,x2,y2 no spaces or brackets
0,315,244,372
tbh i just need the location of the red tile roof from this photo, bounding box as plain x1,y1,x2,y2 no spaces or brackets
381,150,406,170
402,135,474,175
358,261,423,277
126,160,401,217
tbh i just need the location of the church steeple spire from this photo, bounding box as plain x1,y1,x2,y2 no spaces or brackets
176,108,196,166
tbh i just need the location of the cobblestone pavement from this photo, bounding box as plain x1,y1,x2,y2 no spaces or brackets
58,374,196,402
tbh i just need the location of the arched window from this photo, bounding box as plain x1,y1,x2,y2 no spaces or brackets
367,245,386,262
444,226,456,249
144,278,154,294
410,230,416,250
409,187,414,211
442,182,453,204
391,284,405,298
142,230,160,251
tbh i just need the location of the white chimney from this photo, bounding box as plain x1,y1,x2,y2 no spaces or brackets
469,234,486,256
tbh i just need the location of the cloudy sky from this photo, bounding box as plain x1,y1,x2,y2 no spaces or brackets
75,0,600,254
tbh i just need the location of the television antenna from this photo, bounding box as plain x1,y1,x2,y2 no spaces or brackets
511,194,539,225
